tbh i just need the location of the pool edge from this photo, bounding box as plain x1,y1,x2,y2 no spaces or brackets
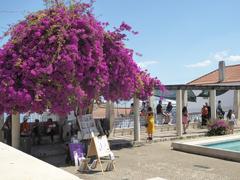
172,136,240,162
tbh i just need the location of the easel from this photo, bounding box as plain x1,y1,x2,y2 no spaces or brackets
87,135,114,174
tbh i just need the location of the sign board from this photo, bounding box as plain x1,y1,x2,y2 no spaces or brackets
69,143,84,161
79,114,99,140
87,135,114,173
87,135,111,158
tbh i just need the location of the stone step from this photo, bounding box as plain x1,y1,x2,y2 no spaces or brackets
112,123,201,136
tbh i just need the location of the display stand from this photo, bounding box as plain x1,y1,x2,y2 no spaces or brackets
87,135,115,174
78,158,91,172
78,114,99,140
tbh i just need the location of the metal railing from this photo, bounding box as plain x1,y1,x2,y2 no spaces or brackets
112,112,203,135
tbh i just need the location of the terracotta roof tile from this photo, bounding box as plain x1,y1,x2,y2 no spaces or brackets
188,64,240,85
93,107,130,118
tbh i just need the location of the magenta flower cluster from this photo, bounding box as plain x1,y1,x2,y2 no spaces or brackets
207,119,229,136
0,2,164,115
209,120,228,129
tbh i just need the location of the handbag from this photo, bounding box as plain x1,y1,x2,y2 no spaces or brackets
144,123,148,128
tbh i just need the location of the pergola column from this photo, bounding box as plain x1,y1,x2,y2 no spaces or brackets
233,90,240,121
209,90,216,120
133,95,140,141
106,101,115,133
182,90,188,107
12,112,20,149
0,114,4,142
105,101,110,119
148,93,154,111
176,90,183,136
109,101,115,131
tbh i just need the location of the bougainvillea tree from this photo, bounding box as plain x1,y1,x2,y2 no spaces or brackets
136,70,165,101
103,23,140,101
0,0,164,115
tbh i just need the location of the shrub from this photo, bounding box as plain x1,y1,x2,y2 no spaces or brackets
207,119,229,136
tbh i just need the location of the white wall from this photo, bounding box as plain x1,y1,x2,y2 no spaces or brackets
188,90,234,113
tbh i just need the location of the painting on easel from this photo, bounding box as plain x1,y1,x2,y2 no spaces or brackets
87,135,115,173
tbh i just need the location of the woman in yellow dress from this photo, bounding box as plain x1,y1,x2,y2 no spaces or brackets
146,107,155,141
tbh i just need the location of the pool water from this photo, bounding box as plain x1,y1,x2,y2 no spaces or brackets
204,140,240,152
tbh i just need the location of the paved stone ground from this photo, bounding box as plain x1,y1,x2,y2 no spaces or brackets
60,138,240,180
32,127,240,180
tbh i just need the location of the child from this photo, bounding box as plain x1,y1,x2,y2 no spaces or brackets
146,107,155,141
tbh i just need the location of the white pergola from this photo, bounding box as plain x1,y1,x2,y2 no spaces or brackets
130,84,240,141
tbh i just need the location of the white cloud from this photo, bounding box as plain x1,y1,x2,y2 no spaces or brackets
213,51,240,62
213,51,228,61
185,50,240,69
185,60,211,68
227,55,240,62
137,60,158,68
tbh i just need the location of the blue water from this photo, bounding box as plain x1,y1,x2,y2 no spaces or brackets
204,140,240,152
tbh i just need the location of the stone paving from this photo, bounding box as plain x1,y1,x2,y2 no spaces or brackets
61,138,240,180
31,127,240,180
32,126,208,159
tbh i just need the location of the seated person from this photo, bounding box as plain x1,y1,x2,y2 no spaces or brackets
20,116,31,137
2,115,12,145
129,103,134,115
156,100,167,124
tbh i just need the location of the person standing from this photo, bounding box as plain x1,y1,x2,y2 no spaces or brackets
58,116,67,142
164,102,173,124
217,100,225,119
206,102,211,120
32,119,41,145
46,118,56,143
182,106,189,134
146,107,155,141
20,116,31,153
201,104,208,126
2,115,12,146
226,109,237,134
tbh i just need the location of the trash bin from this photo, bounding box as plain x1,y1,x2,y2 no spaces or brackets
20,136,32,154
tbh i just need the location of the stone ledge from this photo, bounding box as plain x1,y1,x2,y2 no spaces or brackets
109,133,207,150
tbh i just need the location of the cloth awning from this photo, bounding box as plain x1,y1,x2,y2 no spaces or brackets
154,89,196,102
197,90,228,97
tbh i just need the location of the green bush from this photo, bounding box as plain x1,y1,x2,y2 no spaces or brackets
207,120,229,136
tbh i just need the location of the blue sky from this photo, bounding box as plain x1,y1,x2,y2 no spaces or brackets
1,0,240,85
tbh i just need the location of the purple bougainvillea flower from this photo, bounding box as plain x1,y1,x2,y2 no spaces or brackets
0,2,164,115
